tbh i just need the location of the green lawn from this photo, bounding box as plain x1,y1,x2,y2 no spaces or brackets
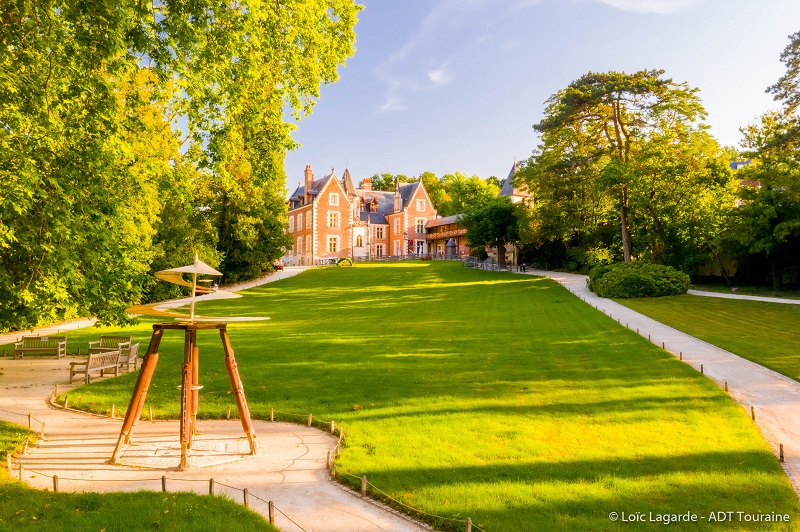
619,294,800,382
692,282,800,300
0,420,275,531
12,262,799,530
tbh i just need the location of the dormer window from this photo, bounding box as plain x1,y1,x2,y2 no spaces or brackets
370,199,378,212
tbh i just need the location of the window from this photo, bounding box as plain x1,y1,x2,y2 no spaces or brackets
415,218,425,234
416,240,425,255
328,212,339,228
328,236,338,253
356,235,363,247
394,240,402,255
296,214,302,231
296,238,302,254
370,199,378,212
288,216,294,232
416,199,426,211
305,211,312,228
329,193,339,205
306,235,311,253
375,244,384,257
375,227,384,239
394,219,401,234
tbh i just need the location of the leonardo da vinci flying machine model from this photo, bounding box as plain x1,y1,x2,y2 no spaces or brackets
111,255,268,470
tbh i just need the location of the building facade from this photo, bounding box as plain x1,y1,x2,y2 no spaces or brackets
284,166,435,265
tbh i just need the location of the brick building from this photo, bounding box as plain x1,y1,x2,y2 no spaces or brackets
284,166,436,265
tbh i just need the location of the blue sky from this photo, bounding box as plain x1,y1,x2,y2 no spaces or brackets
284,0,800,190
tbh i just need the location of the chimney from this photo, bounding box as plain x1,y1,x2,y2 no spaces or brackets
304,165,314,202
361,177,372,191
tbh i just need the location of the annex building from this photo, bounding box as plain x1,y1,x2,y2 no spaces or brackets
283,165,435,265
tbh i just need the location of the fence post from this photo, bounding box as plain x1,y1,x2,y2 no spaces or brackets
330,420,335,434
18,463,23,481
331,462,336,478
22,439,28,454
53,475,58,492
326,451,331,467
361,475,367,496
63,395,69,409
111,404,115,419
751,406,756,421
209,478,214,495
268,501,275,524
162,475,166,492
780,444,785,462
466,517,472,532
243,488,249,508
149,407,153,422
308,413,312,427
6,453,11,472
226,406,231,420
27,414,31,429
270,408,274,422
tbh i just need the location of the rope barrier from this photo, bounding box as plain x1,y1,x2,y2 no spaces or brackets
338,470,484,531
272,502,308,532
0,408,44,427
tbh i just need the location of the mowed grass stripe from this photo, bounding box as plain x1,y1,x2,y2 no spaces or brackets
619,295,800,382
52,262,798,530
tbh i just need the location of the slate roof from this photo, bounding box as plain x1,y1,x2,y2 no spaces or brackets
355,190,393,225
498,161,531,199
425,214,462,229
287,174,335,208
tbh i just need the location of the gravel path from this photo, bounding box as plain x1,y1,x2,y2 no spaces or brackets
527,269,800,495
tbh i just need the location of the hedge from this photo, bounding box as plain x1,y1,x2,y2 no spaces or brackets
589,262,690,298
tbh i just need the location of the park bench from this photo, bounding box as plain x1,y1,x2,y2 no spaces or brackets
88,335,132,356
69,350,122,383
13,336,67,358
118,342,141,373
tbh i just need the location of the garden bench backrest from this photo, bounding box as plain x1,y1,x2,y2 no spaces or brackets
99,336,132,349
21,336,65,349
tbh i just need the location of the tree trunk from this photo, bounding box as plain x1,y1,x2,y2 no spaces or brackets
620,204,632,262
497,238,506,266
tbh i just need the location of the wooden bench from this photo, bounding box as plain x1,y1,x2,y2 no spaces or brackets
14,336,67,358
88,335,132,355
69,350,122,384
119,342,140,373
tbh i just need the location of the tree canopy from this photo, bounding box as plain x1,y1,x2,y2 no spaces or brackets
0,0,359,331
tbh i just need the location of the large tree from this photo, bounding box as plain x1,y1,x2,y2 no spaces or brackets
532,70,707,262
463,197,521,266
0,0,359,331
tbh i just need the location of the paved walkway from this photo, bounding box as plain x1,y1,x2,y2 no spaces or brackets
688,289,800,305
527,269,800,494
0,266,426,531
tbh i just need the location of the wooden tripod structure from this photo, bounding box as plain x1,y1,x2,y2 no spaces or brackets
110,322,259,470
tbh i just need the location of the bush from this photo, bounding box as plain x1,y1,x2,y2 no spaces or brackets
336,257,354,267
589,262,689,298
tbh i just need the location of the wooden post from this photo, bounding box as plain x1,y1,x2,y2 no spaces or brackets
361,475,367,496
680,352,683,360
270,408,274,422
648,334,651,341
327,451,331,467
149,407,153,422
53,384,58,400
662,342,665,349
220,328,259,456
22,439,28,454
6,453,11,472
780,444,784,462
466,517,472,532
724,382,728,392
209,478,214,495
53,474,58,492
111,404,115,419
162,475,166,492
243,488,249,508
331,462,336,478
268,501,274,524
308,413,312,427
18,463,23,481
331,420,335,434
63,395,69,409
751,406,756,421
226,406,231,419
27,414,31,429
701,364,704,375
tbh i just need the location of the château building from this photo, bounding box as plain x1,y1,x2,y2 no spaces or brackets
283,165,435,265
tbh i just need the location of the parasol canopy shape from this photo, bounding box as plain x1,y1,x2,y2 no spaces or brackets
127,254,268,322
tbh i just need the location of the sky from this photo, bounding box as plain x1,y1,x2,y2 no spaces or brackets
283,0,800,191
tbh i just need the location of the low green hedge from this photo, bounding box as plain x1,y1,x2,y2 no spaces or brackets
589,262,690,298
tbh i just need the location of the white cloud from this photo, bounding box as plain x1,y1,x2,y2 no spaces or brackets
428,68,452,87
379,95,409,113
594,0,708,14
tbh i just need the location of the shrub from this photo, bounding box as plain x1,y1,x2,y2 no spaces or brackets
589,262,689,298
336,257,354,267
